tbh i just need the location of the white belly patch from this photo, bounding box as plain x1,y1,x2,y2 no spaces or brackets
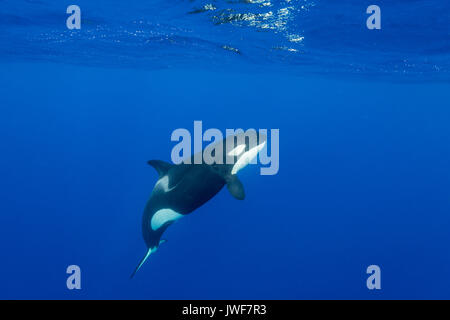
151,208,183,231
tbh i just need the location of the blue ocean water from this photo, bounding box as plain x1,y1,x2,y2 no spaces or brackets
0,0,449,299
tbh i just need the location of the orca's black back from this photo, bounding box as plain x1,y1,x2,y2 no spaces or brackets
142,163,226,247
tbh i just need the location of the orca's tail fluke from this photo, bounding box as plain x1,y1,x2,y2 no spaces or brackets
130,248,153,279
130,240,167,279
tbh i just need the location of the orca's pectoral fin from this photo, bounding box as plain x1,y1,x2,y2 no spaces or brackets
226,175,245,200
147,160,172,177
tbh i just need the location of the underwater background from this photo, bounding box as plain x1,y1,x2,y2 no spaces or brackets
1,0,449,299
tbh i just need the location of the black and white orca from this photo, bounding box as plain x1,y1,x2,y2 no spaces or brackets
130,132,267,278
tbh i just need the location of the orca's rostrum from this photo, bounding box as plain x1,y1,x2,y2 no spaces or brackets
131,132,267,278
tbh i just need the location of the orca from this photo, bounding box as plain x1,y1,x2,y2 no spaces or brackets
130,132,267,278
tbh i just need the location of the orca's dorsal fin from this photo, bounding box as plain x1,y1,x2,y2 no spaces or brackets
225,174,245,200
147,160,172,177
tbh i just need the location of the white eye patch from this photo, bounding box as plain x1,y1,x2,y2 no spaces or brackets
231,141,266,175
227,144,246,157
